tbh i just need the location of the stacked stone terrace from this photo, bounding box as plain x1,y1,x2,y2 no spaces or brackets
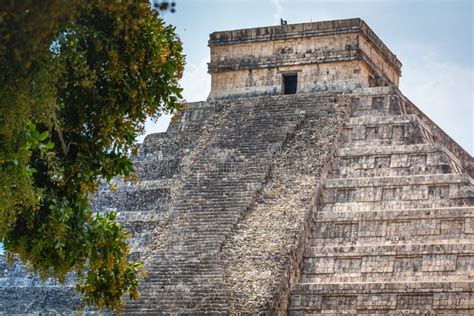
1,18,473,315
289,87,474,314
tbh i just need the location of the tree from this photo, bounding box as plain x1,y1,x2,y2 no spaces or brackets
0,0,184,311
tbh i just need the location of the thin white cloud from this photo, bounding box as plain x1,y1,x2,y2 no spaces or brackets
180,58,211,102
400,52,473,154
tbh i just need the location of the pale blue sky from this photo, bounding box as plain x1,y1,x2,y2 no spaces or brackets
142,0,473,154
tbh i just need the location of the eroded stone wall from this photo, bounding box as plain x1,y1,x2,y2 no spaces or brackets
210,33,358,61
359,36,400,86
208,18,402,99
210,61,362,99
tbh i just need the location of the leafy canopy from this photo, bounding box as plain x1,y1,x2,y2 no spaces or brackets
0,0,184,311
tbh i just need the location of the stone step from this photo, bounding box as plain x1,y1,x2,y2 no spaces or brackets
332,143,463,178
321,174,473,206
347,114,421,126
315,206,474,222
324,173,472,189
321,198,473,213
125,309,228,315
289,281,474,313
305,242,474,257
302,273,470,284
336,143,459,162
341,114,430,147
312,206,474,245
177,175,260,182
169,204,250,212
173,197,254,205
311,235,473,248
301,242,474,282
334,184,471,203
350,92,403,118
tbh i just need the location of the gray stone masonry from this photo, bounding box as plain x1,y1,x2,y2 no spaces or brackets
207,18,402,99
288,86,474,314
1,86,473,314
222,94,349,314
1,87,472,315
123,93,345,314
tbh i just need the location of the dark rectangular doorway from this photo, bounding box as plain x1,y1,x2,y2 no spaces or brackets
283,74,297,94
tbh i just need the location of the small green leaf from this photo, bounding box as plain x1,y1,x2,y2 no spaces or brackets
38,131,49,141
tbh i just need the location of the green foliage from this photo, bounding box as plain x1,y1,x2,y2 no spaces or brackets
0,0,184,312
78,212,146,310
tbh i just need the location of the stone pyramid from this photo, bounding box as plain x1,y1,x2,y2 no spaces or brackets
1,18,472,315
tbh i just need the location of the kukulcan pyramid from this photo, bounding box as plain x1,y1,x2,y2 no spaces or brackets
1,18,473,315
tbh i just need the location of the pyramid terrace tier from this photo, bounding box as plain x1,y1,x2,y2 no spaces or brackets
313,206,474,246
289,281,474,314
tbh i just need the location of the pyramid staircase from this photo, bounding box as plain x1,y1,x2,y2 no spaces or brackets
124,96,312,314
289,87,474,314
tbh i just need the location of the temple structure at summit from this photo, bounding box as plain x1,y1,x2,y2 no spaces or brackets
207,18,401,99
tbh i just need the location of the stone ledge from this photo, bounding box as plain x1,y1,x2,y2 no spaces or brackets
325,173,472,188
347,113,417,125
315,206,474,221
336,143,447,157
304,242,474,257
292,281,474,292
208,49,360,73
